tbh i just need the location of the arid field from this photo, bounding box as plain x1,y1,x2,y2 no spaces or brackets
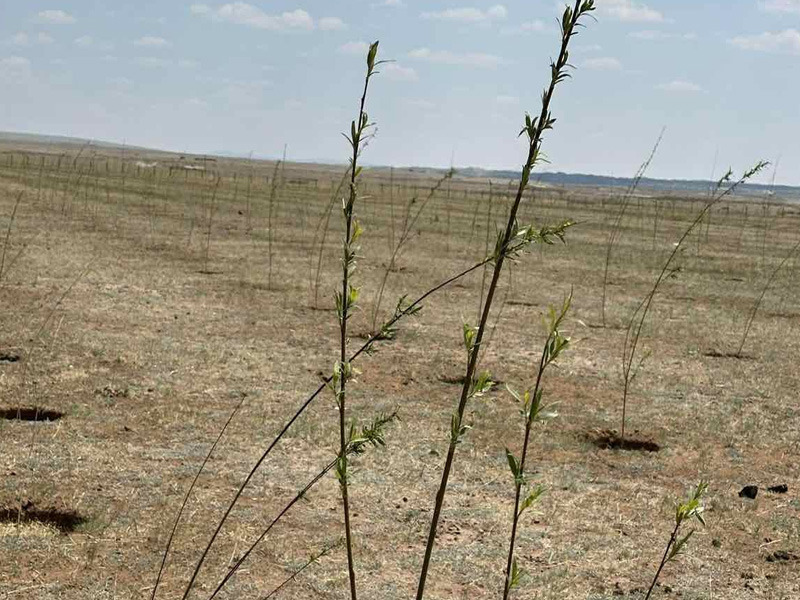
1,140,799,600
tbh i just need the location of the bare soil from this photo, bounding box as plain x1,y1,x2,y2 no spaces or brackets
0,143,798,599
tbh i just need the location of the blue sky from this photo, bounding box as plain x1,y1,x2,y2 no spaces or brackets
1,1,799,184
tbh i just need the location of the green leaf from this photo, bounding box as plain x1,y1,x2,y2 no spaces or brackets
462,322,477,353
367,41,379,71
667,529,695,562
470,371,494,397
450,413,470,444
519,485,546,515
509,558,524,590
505,448,520,480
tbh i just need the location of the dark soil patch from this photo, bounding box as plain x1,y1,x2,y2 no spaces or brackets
766,550,799,563
586,429,661,453
0,500,85,533
0,353,20,364
703,350,755,360
197,269,225,275
767,484,789,494
0,407,64,421
507,300,539,307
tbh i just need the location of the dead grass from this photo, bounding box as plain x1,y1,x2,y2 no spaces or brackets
0,143,799,599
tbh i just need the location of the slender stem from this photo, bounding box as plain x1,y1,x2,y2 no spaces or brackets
267,160,283,290
502,345,548,600
336,53,375,600
416,6,585,597
371,170,453,332
0,191,23,285
601,128,664,327
312,170,349,307
736,236,800,357
260,543,337,600
619,165,766,440
150,394,246,600
206,459,338,600
644,521,680,600
179,256,490,600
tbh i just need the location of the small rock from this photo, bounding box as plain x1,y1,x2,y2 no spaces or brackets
739,485,758,499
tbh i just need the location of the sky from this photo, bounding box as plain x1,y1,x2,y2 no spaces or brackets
1,1,799,185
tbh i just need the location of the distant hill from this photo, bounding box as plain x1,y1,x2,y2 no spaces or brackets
456,167,800,199
2,130,798,199
0,131,156,152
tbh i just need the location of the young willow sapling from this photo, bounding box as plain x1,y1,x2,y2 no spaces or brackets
414,3,595,598
644,481,708,600
619,161,768,442
502,292,571,599
333,39,384,600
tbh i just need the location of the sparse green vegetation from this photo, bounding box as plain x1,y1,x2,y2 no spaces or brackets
1,3,800,600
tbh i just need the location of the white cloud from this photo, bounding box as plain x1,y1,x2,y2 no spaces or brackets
495,94,519,105
405,98,436,110
186,97,209,109
582,56,623,70
8,32,55,46
518,20,546,32
134,36,170,48
601,0,663,23
74,35,94,47
656,80,703,93
0,56,31,69
193,3,315,31
728,29,800,54
575,44,603,52
319,17,346,31
381,0,405,6
9,32,30,46
760,0,800,14
382,62,418,81
338,41,369,55
36,10,76,25
133,56,171,68
408,48,507,68
73,35,113,50
108,76,133,90
421,5,507,23
629,30,697,40
178,59,200,69
501,20,547,35
0,56,32,82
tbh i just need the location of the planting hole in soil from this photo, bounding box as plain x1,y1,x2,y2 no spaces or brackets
0,407,64,422
587,429,661,453
703,350,754,360
0,501,85,533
